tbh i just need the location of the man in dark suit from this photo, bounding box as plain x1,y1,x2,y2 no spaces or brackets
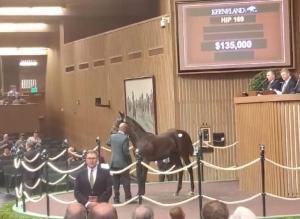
74,150,112,210
265,70,281,91
276,68,297,94
293,74,300,93
110,123,132,203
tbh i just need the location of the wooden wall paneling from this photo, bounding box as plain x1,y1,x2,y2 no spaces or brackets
235,97,300,197
44,32,64,139
176,74,253,181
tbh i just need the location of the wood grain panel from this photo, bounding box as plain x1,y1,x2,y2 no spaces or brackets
235,95,300,196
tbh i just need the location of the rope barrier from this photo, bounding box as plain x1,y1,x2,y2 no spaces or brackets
68,175,75,180
23,192,46,203
14,158,21,169
101,145,133,152
68,150,83,158
21,161,46,172
48,194,77,204
141,161,197,175
266,193,300,201
24,178,42,190
203,141,239,149
265,158,300,170
46,174,68,186
142,194,200,207
47,162,85,174
201,158,260,171
15,184,22,199
202,193,261,205
110,162,137,175
23,153,41,163
113,196,139,207
49,149,67,161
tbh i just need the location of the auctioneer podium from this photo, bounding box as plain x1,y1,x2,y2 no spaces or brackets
234,94,300,197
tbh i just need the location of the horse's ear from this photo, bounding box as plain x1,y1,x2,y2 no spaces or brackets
119,111,125,118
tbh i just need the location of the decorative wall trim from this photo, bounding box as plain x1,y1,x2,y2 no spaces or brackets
65,65,75,73
78,62,89,70
148,47,164,56
93,59,105,67
110,56,123,64
128,51,142,60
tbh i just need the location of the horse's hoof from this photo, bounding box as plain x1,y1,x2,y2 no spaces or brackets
188,191,194,196
173,192,179,197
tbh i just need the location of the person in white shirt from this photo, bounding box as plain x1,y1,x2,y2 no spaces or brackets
27,130,42,147
275,68,297,95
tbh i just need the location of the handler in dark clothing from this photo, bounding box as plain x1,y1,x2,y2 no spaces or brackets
110,122,132,203
74,150,112,210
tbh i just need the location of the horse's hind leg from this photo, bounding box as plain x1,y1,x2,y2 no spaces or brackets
174,156,183,196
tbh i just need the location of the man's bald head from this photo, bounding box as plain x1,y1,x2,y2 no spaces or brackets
132,205,154,219
119,122,129,133
88,203,118,219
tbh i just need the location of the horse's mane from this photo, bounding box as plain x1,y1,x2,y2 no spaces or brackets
125,116,145,131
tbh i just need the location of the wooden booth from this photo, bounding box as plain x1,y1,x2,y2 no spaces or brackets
234,94,300,197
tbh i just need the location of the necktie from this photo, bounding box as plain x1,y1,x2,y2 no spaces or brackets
89,169,94,188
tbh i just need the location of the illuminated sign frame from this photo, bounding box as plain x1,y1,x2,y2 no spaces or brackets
176,0,294,74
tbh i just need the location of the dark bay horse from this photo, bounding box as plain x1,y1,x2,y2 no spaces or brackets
114,112,194,196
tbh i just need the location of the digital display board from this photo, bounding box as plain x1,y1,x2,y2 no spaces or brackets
176,0,293,74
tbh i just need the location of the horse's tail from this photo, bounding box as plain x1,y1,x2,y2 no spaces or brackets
174,129,194,156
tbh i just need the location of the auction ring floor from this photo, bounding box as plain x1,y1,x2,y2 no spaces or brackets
13,181,300,218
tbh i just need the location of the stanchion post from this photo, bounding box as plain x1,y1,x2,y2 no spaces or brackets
42,149,50,217
135,149,143,205
260,144,266,217
63,139,70,191
197,132,204,213
21,179,26,212
18,151,26,212
96,137,101,161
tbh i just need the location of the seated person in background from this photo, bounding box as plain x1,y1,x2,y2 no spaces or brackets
157,157,176,182
265,70,281,91
7,85,19,97
202,200,229,219
0,145,12,160
12,93,26,104
67,146,80,165
169,206,185,219
15,133,26,150
132,205,154,219
229,206,256,219
88,203,118,219
27,130,42,148
0,134,13,150
275,68,297,95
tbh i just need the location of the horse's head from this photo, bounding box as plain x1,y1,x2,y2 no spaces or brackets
110,112,126,134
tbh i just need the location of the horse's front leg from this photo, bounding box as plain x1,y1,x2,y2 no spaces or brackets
175,170,183,196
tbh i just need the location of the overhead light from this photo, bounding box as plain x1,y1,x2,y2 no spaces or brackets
0,7,64,16
19,60,39,67
0,23,49,32
0,47,48,56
